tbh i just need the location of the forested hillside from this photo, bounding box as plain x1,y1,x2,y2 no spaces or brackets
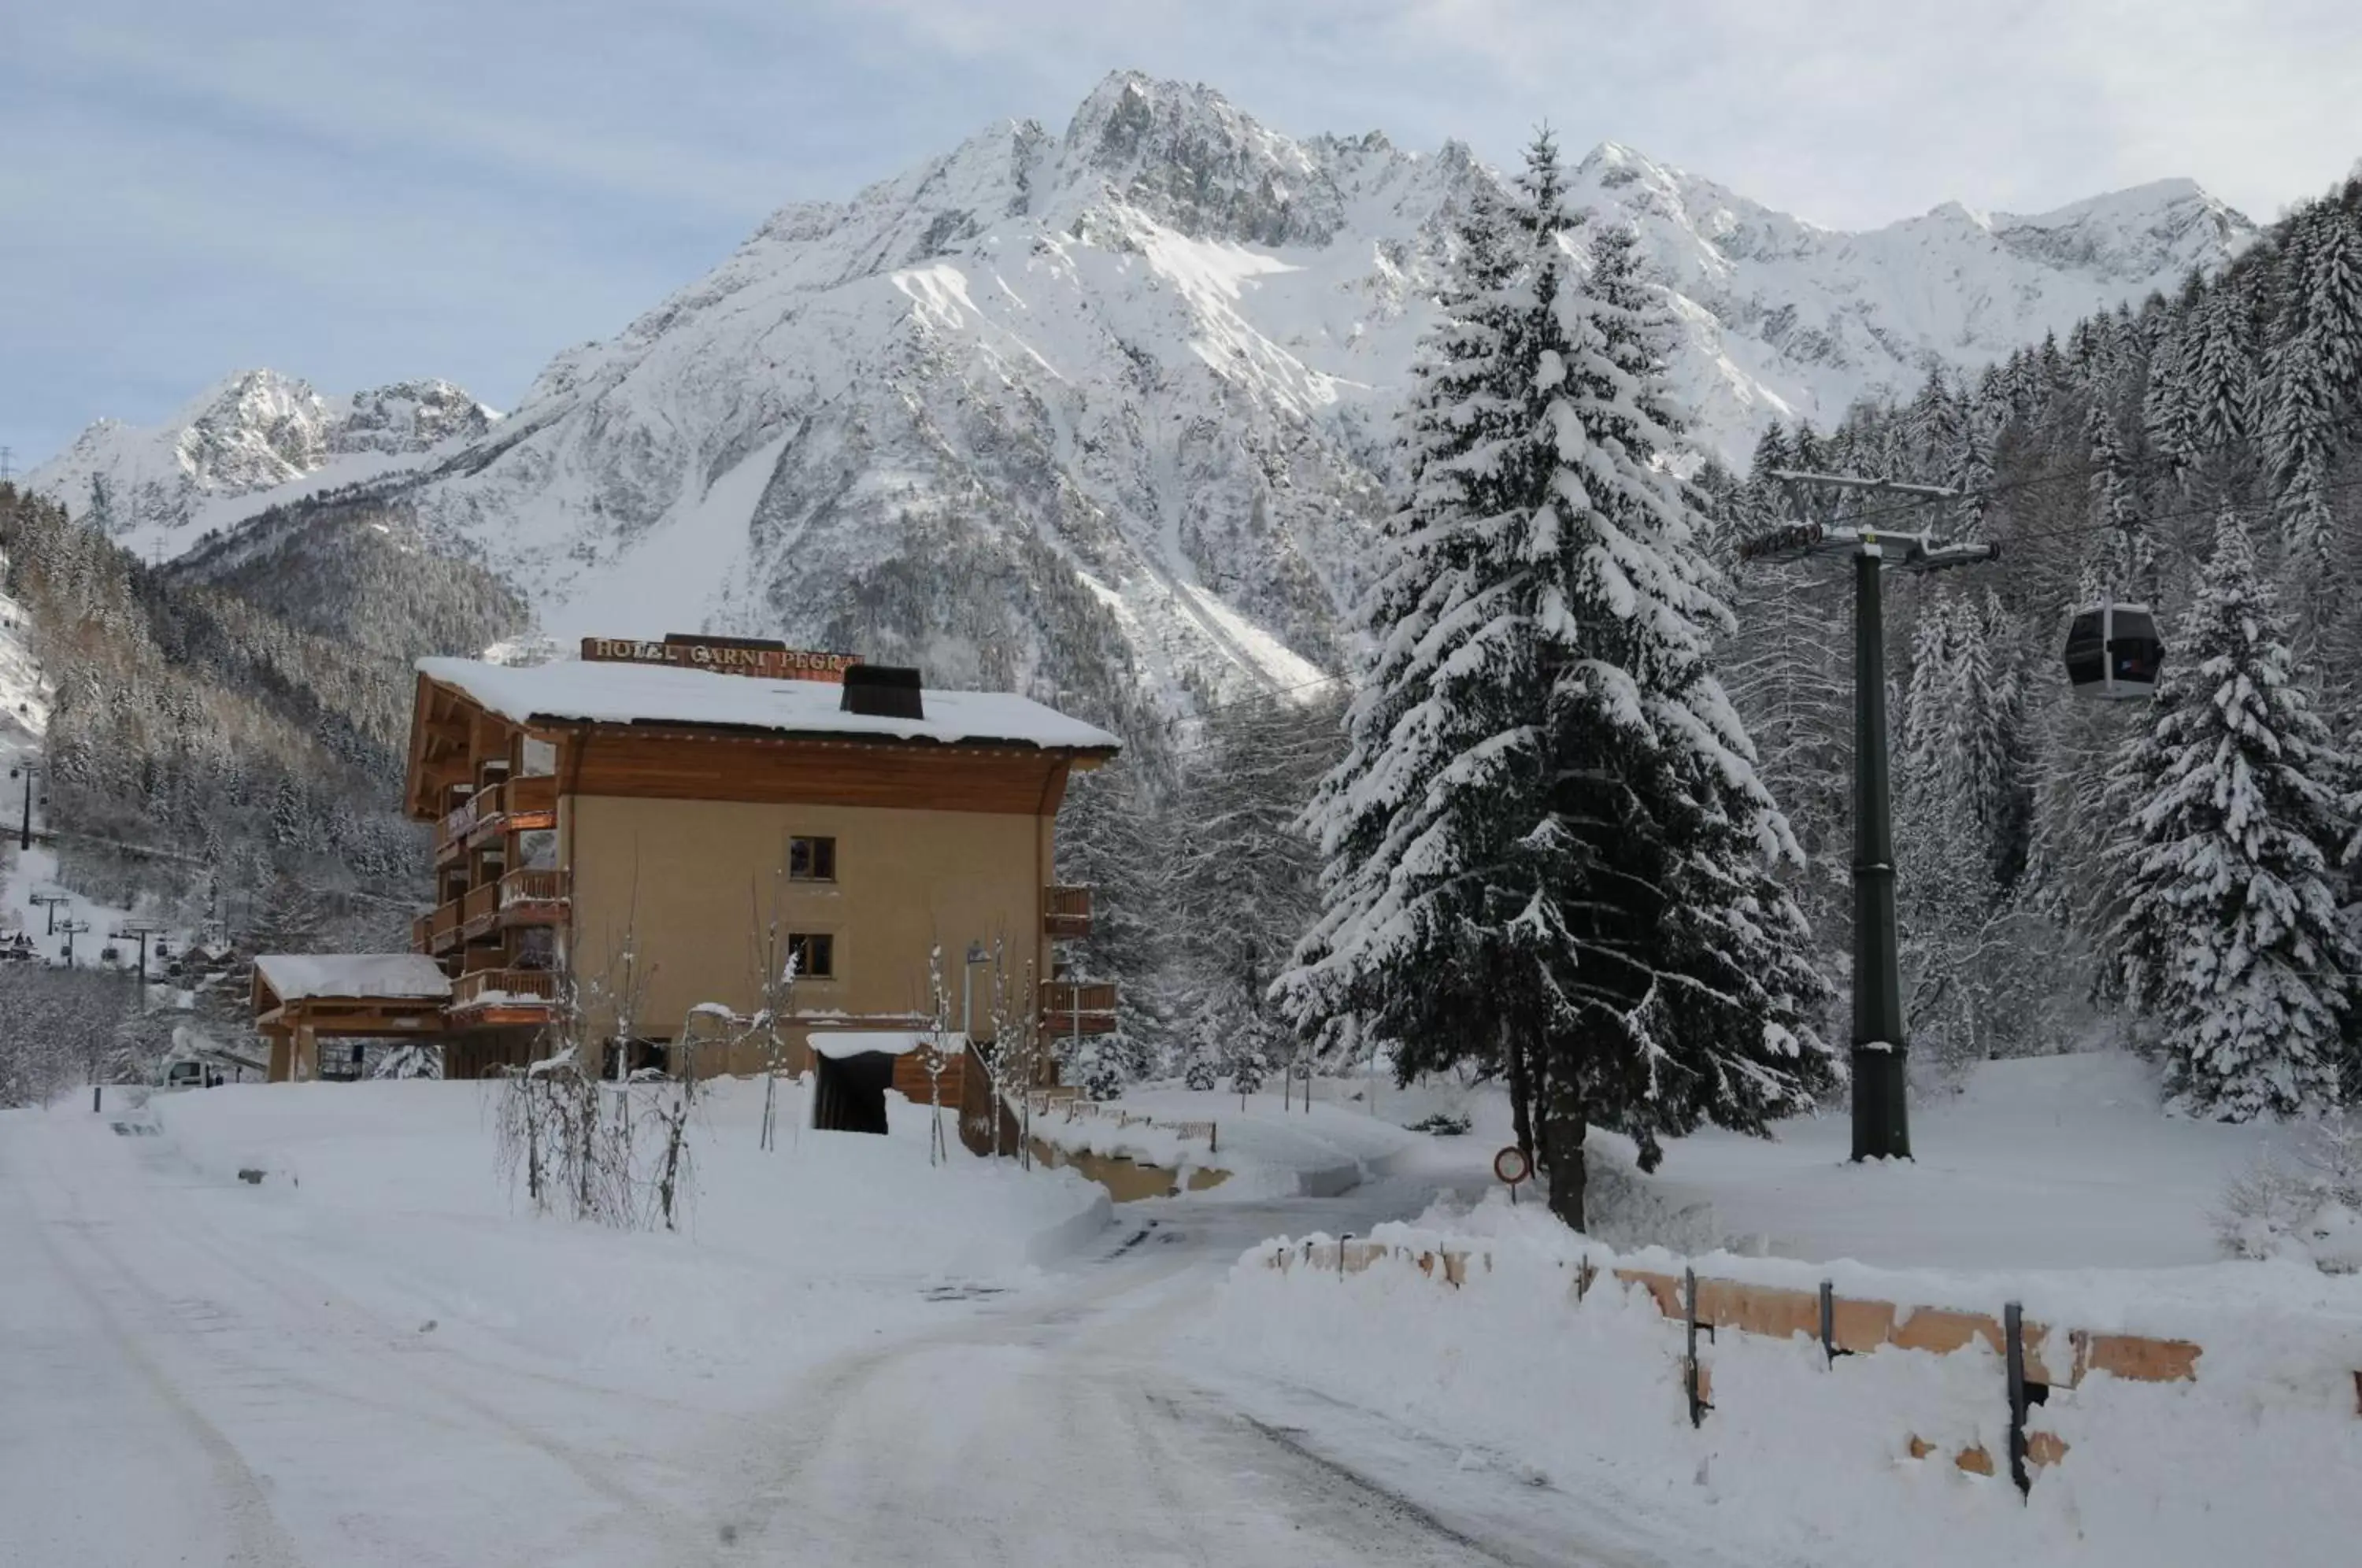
1711,175,2362,1113
1070,170,2362,1127
0,483,524,952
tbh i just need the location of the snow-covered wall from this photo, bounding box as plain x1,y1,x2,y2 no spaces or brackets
1208,1203,2362,1568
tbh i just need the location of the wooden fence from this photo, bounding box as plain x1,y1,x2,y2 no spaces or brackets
1255,1238,2331,1493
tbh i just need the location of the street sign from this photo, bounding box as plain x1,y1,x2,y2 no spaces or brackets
1494,1145,1532,1203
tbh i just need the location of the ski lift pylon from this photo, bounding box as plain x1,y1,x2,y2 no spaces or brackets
2063,597,2163,701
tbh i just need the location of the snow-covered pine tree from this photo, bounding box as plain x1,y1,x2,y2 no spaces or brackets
2100,513,2360,1119
2301,201,2362,410
2142,300,2197,486
1280,136,1831,1231
2086,395,2153,594
1056,762,1175,1076
1168,687,1342,1073
2183,281,2258,471
2260,287,2342,569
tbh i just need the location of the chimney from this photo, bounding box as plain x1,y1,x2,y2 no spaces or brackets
840,664,924,720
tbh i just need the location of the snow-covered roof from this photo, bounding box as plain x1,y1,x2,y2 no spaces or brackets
809,1030,964,1060
416,657,1121,753
255,953,453,1003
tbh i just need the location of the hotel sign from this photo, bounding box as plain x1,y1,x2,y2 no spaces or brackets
579,636,862,682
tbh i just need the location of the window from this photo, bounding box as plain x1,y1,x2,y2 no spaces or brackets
788,835,837,882
787,932,835,981
520,738,557,776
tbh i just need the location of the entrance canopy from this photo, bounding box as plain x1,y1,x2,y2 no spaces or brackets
254,955,454,1081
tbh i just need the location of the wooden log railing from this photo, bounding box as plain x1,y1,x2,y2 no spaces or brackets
497,867,568,919
1044,884,1092,937
460,881,500,941
435,792,478,865
1040,980,1118,1036
449,969,559,1011
463,782,507,849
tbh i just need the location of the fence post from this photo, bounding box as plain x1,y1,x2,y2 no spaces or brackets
1338,1233,1353,1280
93,1084,102,1114
1683,1267,1708,1427
1820,1279,1846,1366
2004,1300,2032,1497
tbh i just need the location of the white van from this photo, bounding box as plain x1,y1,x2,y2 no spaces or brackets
157,1058,222,1091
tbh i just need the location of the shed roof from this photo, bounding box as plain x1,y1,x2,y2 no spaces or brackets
254,953,454,1003
415,657,1121,753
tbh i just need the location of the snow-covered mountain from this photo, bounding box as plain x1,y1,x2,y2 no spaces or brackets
28,370,494,556
35,72,2253,710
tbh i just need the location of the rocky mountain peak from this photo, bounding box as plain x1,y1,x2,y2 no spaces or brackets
1057,70,1352,247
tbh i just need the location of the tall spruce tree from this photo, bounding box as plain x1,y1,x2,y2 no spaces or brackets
2100,514,2359,1119
1281,136,1831,1230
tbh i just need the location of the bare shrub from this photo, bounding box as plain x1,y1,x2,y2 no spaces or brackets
2216,1118,2362,1272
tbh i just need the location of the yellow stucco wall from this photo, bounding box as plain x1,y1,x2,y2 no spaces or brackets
562,794,1053,1042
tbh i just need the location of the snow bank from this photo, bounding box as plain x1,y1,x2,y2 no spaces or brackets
1206,1194,2362,1568
1028,1085,1423,1199
143,1078,1109,1398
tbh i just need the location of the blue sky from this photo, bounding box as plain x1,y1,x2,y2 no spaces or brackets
5,0,2357,467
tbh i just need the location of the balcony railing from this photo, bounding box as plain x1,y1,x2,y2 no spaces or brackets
1040,979,1119,1037
449,969,558,1013
460,882,500,942
409,912,435,955
420,898,462,954
497,867,568,926
505,774,557,830
1044,884,1093,938
435,792,478,865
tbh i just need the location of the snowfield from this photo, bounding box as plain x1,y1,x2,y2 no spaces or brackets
7,1056,2353,1566
0,1071,1784,1566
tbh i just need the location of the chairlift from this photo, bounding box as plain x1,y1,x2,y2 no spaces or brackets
100,945,122,965
2063,598,2163,701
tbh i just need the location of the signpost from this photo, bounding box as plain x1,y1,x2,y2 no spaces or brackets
579,634,861,683
1494,1145,1533,1204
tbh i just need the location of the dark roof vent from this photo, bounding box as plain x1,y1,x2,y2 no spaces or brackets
840,664,924,720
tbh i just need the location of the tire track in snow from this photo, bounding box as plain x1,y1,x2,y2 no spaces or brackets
24,1119,731,1568
9,1133,306,1568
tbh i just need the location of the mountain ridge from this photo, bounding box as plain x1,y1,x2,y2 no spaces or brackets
31,71,2255,718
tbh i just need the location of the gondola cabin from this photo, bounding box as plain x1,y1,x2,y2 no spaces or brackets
2064,601,2163,701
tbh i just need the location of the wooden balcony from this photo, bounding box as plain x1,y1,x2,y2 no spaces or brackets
447,968,557,1027
462,775,557,851
1040,979,1119,1037
462,782,505,849
435,793,478,867
497,866,568,928
1044,884,1092,938
505,775,557,831
411,898,463,956
460,881,500,942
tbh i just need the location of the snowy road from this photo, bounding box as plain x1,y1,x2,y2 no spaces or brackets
2,1108,1755,1566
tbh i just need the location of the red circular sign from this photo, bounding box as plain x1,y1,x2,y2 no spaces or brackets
1493,1145,1531,1185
